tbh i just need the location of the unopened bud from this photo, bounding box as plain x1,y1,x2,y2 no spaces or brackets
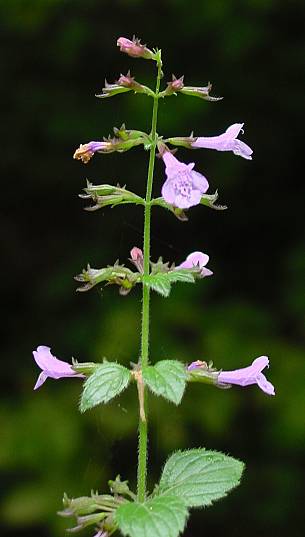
187,360,219,385
108,475,131,496
117,71,155,97
130,247,144,273
158,75,184,98
117,36,155,60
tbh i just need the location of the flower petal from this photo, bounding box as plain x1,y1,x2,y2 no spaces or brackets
34,371,48,390
33,346,75,375
256,373,275,396
201,267,213,277
190,170,209,193
232,139,253,160
225,123,244,139
186,251,209,267
161,179,176,204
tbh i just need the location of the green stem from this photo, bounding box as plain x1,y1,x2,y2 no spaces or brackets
137,59,162,502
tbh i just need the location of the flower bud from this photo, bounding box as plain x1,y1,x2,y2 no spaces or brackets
130,247,144,273
117,36,155,60
108,475,132,496
117,71,154,96
113,124,148,142
187,360,219,385
96,72,154,99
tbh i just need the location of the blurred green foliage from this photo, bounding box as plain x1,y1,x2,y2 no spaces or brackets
1,0,304,536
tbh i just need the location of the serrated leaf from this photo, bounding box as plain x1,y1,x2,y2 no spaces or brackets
143,271,195,298
80,363,131,412
115,495,188,537
159,448,244,507
142,360,187,405
143,274,172,297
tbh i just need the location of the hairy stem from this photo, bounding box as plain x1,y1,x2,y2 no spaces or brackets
137,58,162,502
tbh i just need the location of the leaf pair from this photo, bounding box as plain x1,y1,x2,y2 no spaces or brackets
80,360,187,412
115,448,244,537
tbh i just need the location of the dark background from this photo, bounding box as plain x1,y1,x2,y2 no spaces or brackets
1,1,304,536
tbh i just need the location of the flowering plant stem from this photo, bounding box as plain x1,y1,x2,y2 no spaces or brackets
137,58,162,502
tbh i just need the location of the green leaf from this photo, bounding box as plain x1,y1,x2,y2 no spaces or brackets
143,273,171,297
142,360,187,405
80,362,131,412
143,271,195,297
159,448,244,507
115,495,188,537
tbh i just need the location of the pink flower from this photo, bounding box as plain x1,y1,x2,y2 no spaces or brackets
218,356,275,395
191,123,253,160
73,141,112,163
161,151,209,209
32,345,84,390
176,251,213,277
117,37,154,60
130,247,144,273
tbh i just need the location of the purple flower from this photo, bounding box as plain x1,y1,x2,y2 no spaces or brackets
73,141,112,164
176,251,213,277
191,123,253,160
161,151,209,209
218,356,275,395
32,345,84,390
